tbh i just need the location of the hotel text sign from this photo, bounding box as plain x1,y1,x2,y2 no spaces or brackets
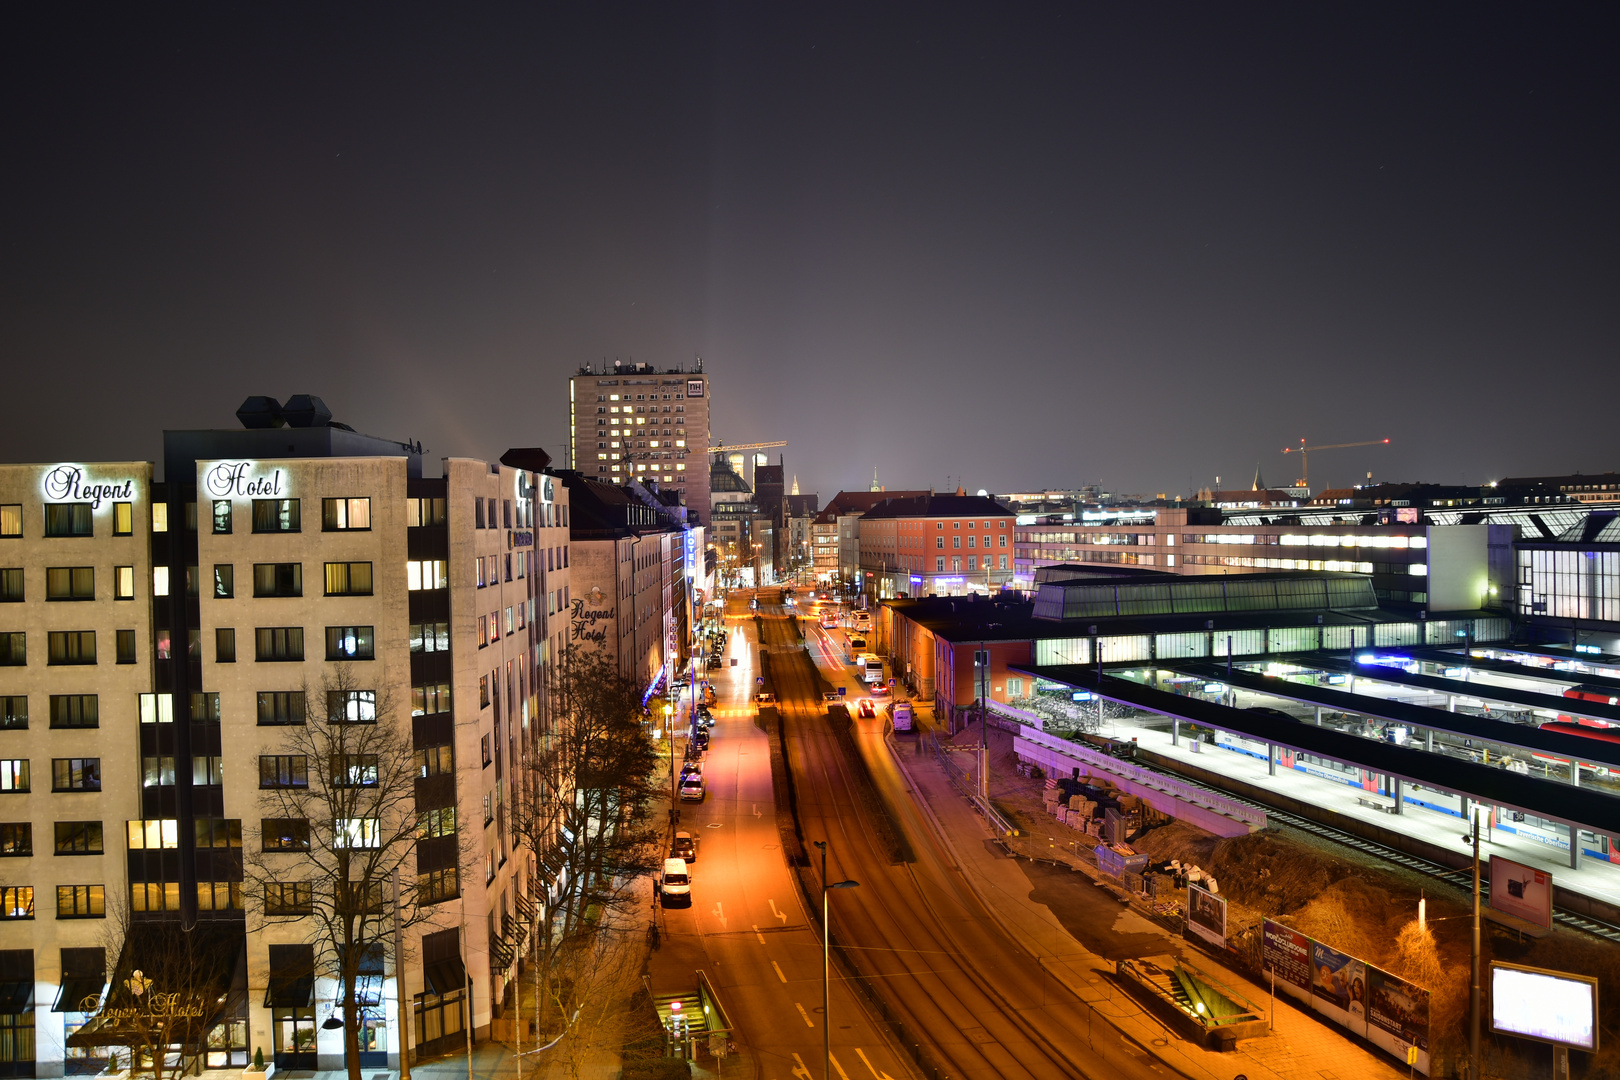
42,465,136,509
203,461,287,499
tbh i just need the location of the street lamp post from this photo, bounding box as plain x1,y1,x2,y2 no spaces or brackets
812,840,859,1080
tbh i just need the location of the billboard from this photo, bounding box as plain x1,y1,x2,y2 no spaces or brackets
1368,967,1431,1074
1261,920,1311,993
1310,941,1368,1037
1489,855,1553,930
1490,963,1598,1051
1186,882,1227,948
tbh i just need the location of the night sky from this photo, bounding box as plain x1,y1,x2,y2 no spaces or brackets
3,6,1616,498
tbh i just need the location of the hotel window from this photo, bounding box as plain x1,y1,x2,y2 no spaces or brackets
253,563,303,598
252,498,300,533
0,699,23,730
191,757,224,785
999,534,1007,547
324,561,373,596
153,565,170,597
0,635,21,667
0,762,26,792
189,692,220,722
967,536,976,548
327,690,377,724
0,825,28,857
214,564,234,598
114,566,134,599
116,630,136,664
415,744,453,778
0,507,17,538
212,500,232,534
332,754,379,788
968,556,978,571
335,818,381,849
259,755,309,789
45,567,94,601
410,622,450,653
54,822,102,855
999,554,1009,570
129,882,181,913
105,501,127,535
257,691,306,725
137,693,174,724
52,758,100,792
407,560,449,591
57,885,103,919
322,498,372,531
418,807,456,839
412,683,451,717
261,818,310,852
216,627,236,663
952,557,961,572
952,536,961,549
0,888,32,919
254,627,305,662
407,497,447,527
936,557,945,571
151,503,168,532
48,631,96,665
126,819,180,849
326,625,374,661
265,882,314,915
49,695,97,729
45,504,93,537
0,570,20,603
419,867,459,905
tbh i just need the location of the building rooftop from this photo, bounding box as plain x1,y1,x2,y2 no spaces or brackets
859,493,1013,520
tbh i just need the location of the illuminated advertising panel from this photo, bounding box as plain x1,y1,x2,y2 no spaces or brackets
1490,963,1597,1050
1185,882,1226,948
1488,855,1553,930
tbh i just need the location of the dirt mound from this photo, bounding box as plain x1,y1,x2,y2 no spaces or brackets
1129,820,1219,867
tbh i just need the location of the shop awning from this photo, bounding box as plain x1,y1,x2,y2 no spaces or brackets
264,973,313,1009
422,957,466,997
53,977,105,1013
0,981,32,1014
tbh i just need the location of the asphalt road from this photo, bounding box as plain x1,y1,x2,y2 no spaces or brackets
655,598,914,1080
761,596,1169,1080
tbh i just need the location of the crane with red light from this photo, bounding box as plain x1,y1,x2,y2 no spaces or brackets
1281,437,1391,490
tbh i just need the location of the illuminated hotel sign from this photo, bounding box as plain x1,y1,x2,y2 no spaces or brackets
42,465,136,509
202,461,286,499
686,379,704,398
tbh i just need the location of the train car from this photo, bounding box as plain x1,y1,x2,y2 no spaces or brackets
1557,683,1620,726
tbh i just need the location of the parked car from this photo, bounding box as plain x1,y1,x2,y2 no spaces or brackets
659,858,691,906
822,691,841,704
670,831,698,863
679,772,706,802
706,656,723,670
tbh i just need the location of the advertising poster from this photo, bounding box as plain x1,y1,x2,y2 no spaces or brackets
1368,966,1431,1076
1490,963,1599,1051
1310,941,1368,1037
1489,855,1553,930
1186,882,1227,949
1261,920,1313,1008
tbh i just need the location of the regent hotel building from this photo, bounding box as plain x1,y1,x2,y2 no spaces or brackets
0,400,575,1077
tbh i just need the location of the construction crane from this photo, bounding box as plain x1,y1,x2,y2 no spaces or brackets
1281,438,1391,490
711,440,787,456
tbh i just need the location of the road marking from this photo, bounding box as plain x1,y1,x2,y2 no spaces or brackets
829,1053,852,1080
712,902,727,929
753,803,762,817
769,898,788,923
753,924,766,944
791,1052,812,1080
772,960,787,983
795,1002,815,1028
854,1048,895,1080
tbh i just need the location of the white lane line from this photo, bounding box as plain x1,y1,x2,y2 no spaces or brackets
772,960,787,983
829,1052,851,1080
753,924,765,944
854,1048,896,1080
795,1002,814,1028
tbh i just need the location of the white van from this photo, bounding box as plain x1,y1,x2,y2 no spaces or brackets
891,701,914,732
660,858,691,905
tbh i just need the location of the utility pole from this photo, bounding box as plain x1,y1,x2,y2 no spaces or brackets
979,641,989,801
393,867,411,1080
1470,809,1481,1080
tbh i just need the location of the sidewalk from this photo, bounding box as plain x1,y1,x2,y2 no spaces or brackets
887,730,1409,1080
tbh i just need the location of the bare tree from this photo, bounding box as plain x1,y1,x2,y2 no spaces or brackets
243,665,461,1080
506,647,663,1043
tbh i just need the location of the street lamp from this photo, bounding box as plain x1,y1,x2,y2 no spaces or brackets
812,840,859,1080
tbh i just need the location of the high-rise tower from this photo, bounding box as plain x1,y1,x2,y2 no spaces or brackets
569,361,711,525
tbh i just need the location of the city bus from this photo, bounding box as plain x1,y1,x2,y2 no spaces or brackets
821,609,839,629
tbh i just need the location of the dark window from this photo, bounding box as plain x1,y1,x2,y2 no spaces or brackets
45,567,94,601
253,563,303,598
251,499,300,533
47,631,95,665
212,500,232,534
44,504,93,536
264,882,313,915
0,634,20,666
51,759,100,792
140,757,175,787
323,562,373,596
193,819,241,849
326,690,376,724
56,885,103,918
256,691,306,725
214,564,234,598
216,628,236,663
418,867,458,904
190,692,220,722
259,755,309,788
322,498,371,531
474,499,485,529
414,745,453,778
53,821,102,854
325,626,374,660
261,819,310,852
255,627,304,662
116,629,136,664
331,754,379,787
0,824,29,857
48,696,97,729
0,699,23,730
502,500,512,528
0,570,21,602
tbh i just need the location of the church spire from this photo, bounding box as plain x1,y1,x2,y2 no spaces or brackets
870,467,882,492
791,475,800,496
1252,464,1267,492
